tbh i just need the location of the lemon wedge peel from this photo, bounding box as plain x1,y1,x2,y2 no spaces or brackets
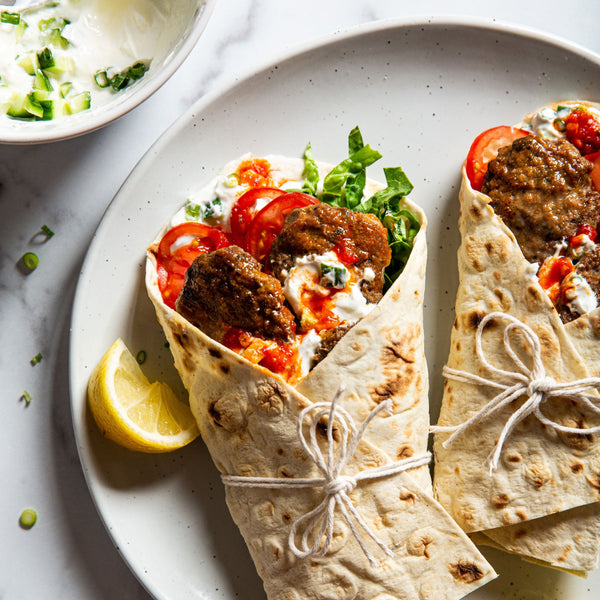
87,338,199,453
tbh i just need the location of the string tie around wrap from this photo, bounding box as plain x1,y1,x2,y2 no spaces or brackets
430,312,600,474
221,384,431,567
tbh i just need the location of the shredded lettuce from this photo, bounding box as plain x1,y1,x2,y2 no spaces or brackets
305,126,420,287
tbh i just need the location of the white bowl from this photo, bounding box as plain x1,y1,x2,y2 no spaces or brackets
0,0,216,144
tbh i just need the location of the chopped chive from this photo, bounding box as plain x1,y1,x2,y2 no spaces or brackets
19,508,37,529
22,390,32,404
30,352,43,366
164,341,170,348
136,350,146,365
41,224,54,238
22,252,39,271
1,11,20,25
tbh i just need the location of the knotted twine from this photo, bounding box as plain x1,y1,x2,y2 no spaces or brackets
431,311,600,474
221,385,431,567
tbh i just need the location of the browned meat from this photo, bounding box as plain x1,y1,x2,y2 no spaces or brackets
482,135,600,264
176,245,296,343
311,323,354,367
267,203,391,303
575,246,600,304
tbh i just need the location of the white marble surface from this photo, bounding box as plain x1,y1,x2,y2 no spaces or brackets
2,1,600,599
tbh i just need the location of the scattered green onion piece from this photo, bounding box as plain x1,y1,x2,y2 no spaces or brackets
30,352,43,366
19,509,37,529
22,390,32,405
41,224,54,238
136,350,146,365
22,251,39,271
1,11,20,25
37,47,55,70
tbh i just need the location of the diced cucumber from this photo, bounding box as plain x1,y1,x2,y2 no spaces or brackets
34,69,53,92
31,89,50,102
44,55,74,76
59,81,72,98
17,53,38,75
14,20,28,42
23,93,44,118
40,98,65,120
65,90,90,114
6,91,33,119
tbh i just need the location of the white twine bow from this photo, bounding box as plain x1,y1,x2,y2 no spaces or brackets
431,311,600,474
221,385,431,567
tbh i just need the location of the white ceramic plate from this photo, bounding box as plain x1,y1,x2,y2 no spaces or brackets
70,17,600,600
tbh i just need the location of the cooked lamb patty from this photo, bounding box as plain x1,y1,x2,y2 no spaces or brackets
176,245,296,343
267,203,391,303
482,134,600,265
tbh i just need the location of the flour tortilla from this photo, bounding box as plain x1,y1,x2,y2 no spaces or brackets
433,102,600,573
146,156,496,599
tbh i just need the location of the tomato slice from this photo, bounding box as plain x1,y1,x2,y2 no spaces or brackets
585,151,600,194
465,126,530,191
156,222,230,308
230,187,286,245
246,192,320,262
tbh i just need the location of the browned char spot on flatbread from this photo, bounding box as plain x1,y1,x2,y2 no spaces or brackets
448,562,484,583
254,380,287,416
515,508,528,521
571,461,585,474
559,545,573,562
469,203,483,220
396,444,414,460
407,531,434,558
585,472,600,491
492,494,510,508
208,394,248,432
465,309,486,331
370,324,420,403
399,488,416,503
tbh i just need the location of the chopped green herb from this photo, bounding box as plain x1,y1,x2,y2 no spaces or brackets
22,252,39,271
41,224,54,238
1,11,21,25
94,60,151,92
19,509,37,529
30,352,43,366
184,200,201,220
320,263,348,288
136,350,146,365
22,390,33,405
204,198,222,220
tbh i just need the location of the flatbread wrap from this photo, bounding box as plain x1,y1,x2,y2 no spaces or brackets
433,101,600,574
146,129,496,599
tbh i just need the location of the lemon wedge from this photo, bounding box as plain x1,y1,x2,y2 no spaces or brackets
87,338,199,453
